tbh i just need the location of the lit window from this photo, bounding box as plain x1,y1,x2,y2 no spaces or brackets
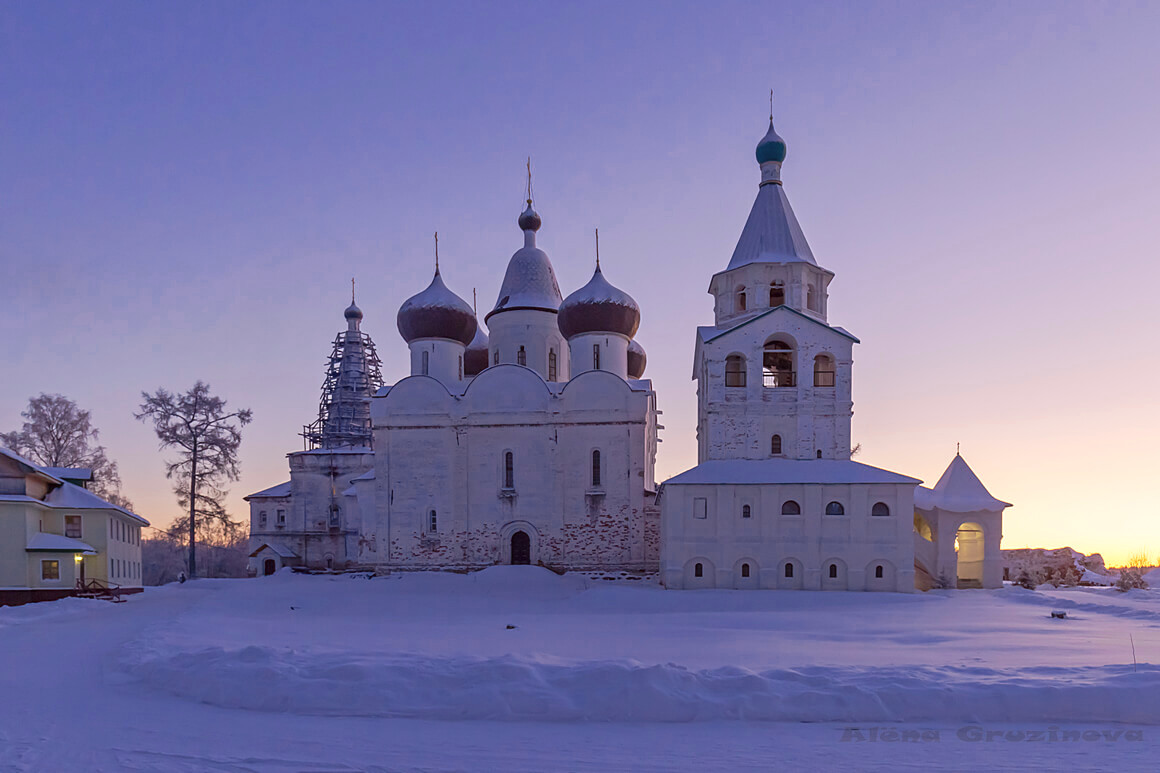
591,450,601,487
504,451,514,489
65,515,82,539
693,498,707,519
825,501,845,516
781,500,800,516
742,504,751,519
725,354,746,387
517,346,526,366
42,560,59,581
872,502,891,517
771,434,782,455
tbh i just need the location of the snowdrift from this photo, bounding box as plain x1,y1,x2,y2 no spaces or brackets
123,645,1160,724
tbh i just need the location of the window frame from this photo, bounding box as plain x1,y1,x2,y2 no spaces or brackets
771,434,782,455
41,559,60,582
503,451,515,489
692,497,708,519
780,500,801,516
65,515,82,539
725,354,747,388
825,501,846,516
871,502,891,517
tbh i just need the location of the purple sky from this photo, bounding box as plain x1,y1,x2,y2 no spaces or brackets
3,1,1158,564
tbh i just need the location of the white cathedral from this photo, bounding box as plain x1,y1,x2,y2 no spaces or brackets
247,111,1010,592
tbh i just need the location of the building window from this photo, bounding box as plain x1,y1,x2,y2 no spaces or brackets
742,504,751,519
813,354,835,387
872,502,891,517
593,344,601,370
736,288,747,312
875,565,884,579
781,500,800,516
276,509,286,526
428,509,437,533
816,450,822,459
807,284,818,311
65,515,82,538
504,451,514,489
517,346,526,366
458,355,463,380
825,501,845,516
694,562,703,578
762,340,794,388
725,354,746,387
829,563,838,579
784,563,794,578
771,434,782,455
591,450,601,487
494,350,499,366
421,350,429,376
769,281,785,307
693,498,707,519
741,563,751,578
259,510,267,528
42,560,59,581
548,350,557,381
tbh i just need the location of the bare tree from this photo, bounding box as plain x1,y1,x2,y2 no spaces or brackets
135,381,252,579
2,393,132,508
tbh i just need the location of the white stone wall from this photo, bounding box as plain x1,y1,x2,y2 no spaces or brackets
487,309,570,383
915,506,1004,589
660,481,916,591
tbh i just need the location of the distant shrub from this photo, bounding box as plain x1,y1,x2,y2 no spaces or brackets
1015,570,1038,590
1115,570,1148,593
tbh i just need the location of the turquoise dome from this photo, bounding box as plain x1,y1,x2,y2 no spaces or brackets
755,119,787,164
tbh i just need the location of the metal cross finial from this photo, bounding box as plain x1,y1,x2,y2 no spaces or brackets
351,277,356,304
770,89,774,123
434,232,439,274
473,287,477,314
956,442,961,456
526,157,533,206
595,228,600,270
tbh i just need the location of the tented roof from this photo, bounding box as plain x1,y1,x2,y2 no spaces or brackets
726,183,816,271
914,454,1011,513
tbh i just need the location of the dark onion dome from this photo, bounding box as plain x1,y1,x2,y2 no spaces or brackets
344,301,363,322
463,323,489,376
756,117,787,164
557,265,641,339
397,269,478,346
486,202,563,322
627,339,647,379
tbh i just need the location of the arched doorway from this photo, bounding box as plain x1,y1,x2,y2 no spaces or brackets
955,523,985,588
263,558,276,576
510,531,531,565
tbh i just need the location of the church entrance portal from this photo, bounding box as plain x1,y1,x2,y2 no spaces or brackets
510,531,530,565
263,558,276,576
955,523,984,589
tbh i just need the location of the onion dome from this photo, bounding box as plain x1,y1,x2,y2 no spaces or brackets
755,117,787,164
463,323,490,376
627,339,647,379
486,201,563,322
344,301,363,322
557,265,641,339
397,269,478,346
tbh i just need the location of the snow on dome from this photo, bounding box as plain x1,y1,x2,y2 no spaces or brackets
397,269,478,347
627,339,647,378
914,454,1011,513
486,203,563,322
464,322,490,376
557,265,641,339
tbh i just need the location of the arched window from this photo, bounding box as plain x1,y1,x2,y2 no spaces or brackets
421,350,429,376
504,451,514,489
736,287,747,312
825,501,845,516
548,350,557,381
326,556,334,569
875,564,884,579
872,502,891,517
807,284,818,311
593,344,601,370
458,355,463,381
781,500,801,516
769,281,785,307
694,562,704,578
741,563,751,578
829,564,838,579
816,449,823,459
762,339,794,388
494,350,499,366
428,509,437,533
813,354,835,387
517,346,526,366
784,563,794,578
725,354,746,387
591,450,601,487
771,434,782,455
741,504,751,519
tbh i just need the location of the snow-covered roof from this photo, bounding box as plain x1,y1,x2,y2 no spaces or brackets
557,265,641,339
0,447,63,484
249,542,299,559
350,469,375,482
40,467,93,482
486,210,563,322
44,481,149,525
26,532,97,554
663,459,921,486
245,481,292,500
342,485,357,497
397,269,478,347
914,454,1011,513
290,447,373,456
726,182,816,271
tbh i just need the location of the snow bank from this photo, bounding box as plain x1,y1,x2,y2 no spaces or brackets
123,645,1160,724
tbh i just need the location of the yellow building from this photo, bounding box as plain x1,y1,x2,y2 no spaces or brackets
1,447,149,606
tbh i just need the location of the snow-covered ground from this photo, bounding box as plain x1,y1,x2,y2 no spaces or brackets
2,567,1157,771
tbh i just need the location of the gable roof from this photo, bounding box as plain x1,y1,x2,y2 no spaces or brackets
249,542,299,559
0,447,63,485
663,458,920,486
727,182,816,270
43,481,150,526
914,454,1011,513
244,481,292,500
697,304,859,354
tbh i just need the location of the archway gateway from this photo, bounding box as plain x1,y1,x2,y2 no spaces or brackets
510,531,531,565
263,558,276,576
955,523,984,589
